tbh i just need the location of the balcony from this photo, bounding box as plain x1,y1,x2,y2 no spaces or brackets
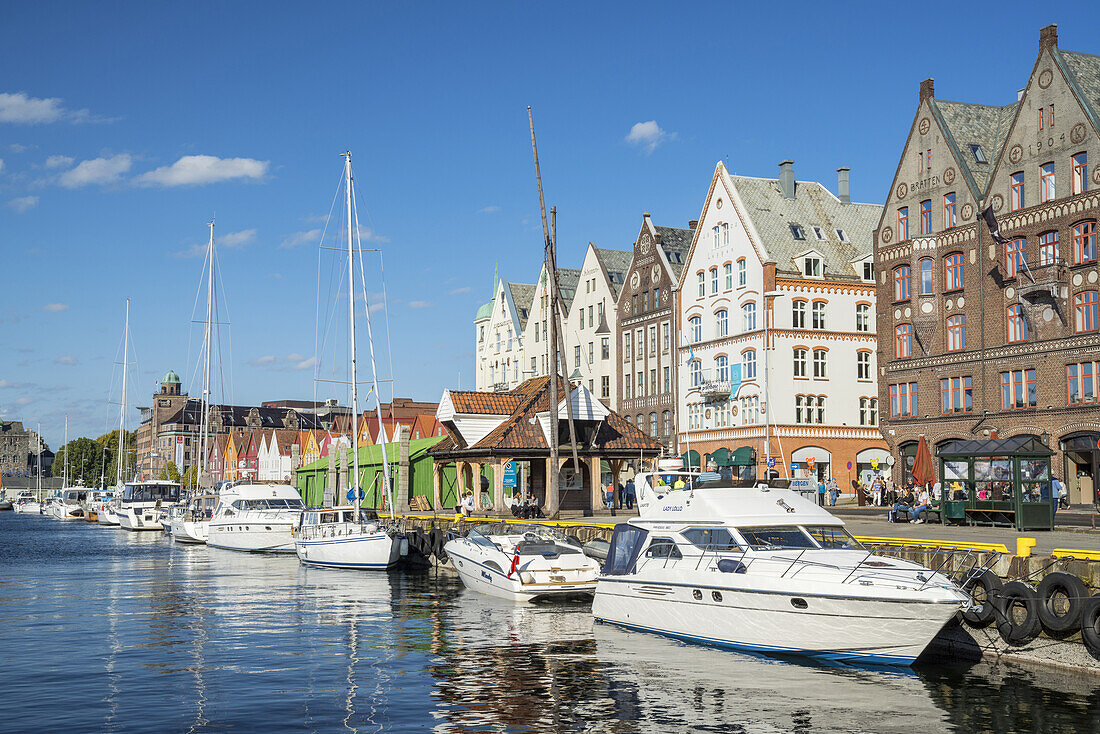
698,380,731,400
1017,259,1068,302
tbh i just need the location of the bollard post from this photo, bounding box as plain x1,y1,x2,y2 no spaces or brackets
1016,537,1037,558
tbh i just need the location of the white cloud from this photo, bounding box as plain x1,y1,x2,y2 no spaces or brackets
42,303,69,312
250,352,316,372
7,196,38,213
45,155,73,169
59,154,132,188
279,228,321,249
9,143,28,153
14,396,34,406
55,355,78,365
408,300,432,309
625,120,670,154
0,158,4,172
448,286,472,295
0,92,66,123
220,228,257,249
251,355,278,365
292,356,317,371
135,155,269,187
477,205,501,214
286,353,306,362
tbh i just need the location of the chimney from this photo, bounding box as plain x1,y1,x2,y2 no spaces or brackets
1040,24,1058,51
1017,88,1025,102
778,160,795,200
919,78,934,102
688,219,698,229
643,211,651,220
836,167,850,204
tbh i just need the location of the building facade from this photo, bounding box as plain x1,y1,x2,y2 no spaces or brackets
876,25,1100,504
676,161,888,484
135,370,193,475
0,421,43,476
616,214,694,451
562,244,631,405
475,276,537,392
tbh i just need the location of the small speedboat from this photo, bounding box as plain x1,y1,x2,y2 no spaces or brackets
444,523,601,602
591,466,972,667
98,498,122,526
52,488,90,520
171,493,218,544
294,506,402,569
83,489,115,523
13,492,42,514
206,482,304,553
117,480,181,531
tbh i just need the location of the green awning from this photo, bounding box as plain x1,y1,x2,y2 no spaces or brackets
709,447,731,466
681,450,701,469
730,446,755,466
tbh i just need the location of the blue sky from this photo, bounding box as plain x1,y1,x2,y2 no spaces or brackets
1,1,1095,447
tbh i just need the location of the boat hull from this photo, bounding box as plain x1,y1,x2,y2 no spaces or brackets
447,547,597,602
295,531,400,569
591,577,961,666
98,507,121,526
171,520,209,544
118,507,163,531
14,502,41,514
52,504,84,521
207,523,296,553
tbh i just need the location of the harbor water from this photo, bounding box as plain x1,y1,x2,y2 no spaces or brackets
1,513,1097,733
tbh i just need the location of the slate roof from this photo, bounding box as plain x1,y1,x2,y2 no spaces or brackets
556,268,581,310
1056,49,1100,143
507,282,536,330
932,99,1017,194
729,176,882,277
594,247,633,298
655,225,694,280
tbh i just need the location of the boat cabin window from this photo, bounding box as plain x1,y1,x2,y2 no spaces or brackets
122,484,180,503
644,537,682,560
682,527,742,551
604,525,649,575
803,526,863,550
737,526,816,550
465,529,498,550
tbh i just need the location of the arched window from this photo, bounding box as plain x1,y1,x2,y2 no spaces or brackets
1006,238,1027,278
742,349,757,380
715,309,728,337
737,258,747,287
1039,230,1058,266
661,410,671,436
742,302,757,331
1073,221,1097,264
624,415,631,426
690,359,702,387
895,324,913,358
894,266,911,301
649,412,658,437
946,314,966,351
1075,291,1099,333
710,267,719,294
919,258,933,295
723,263,732,290
689,316,702,343
856,303,871,332
1007,304,1028,342
811,301,826,330
793,348,807,377
944,253,964,290
715,355,729,382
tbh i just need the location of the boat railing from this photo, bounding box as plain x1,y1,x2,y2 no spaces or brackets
295,522,388,541
634,541,994,590
218,508,300,523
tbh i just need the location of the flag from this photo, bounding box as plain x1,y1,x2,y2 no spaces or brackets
506,552,520,578
728,363,742,399
685,344,695,364
981,205,1010,247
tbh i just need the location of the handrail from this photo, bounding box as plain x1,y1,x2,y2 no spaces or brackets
854,535,1009,553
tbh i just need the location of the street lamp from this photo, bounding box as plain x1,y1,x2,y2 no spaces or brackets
762,289,785,482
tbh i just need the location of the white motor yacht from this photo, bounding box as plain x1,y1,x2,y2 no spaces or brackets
13,491,42,514
445,523,601,602
171,493,218,544
52,487,90,520
83,489,115,523
591,468,973,666
206,482,304,553
98,496,122,526
294,506,403,569
117,480,181,531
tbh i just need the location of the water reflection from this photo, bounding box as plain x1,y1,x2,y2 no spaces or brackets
1,514,1098,733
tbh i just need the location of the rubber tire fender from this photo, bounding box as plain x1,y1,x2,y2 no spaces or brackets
961,570,1003,628
1036,571,1089,635
1081,594,1100,657
994,580,1042,645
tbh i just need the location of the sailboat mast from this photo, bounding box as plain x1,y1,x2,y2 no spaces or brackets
63,415,68,489
117,299,129,488
200,220,214,476
344,152,360,506
36,423,42,499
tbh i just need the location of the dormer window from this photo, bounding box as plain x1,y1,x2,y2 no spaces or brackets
790,224,806,240
803,256,822,278
836,229,848,242
861,261,874,281
812,226,826,240
970,144,987,164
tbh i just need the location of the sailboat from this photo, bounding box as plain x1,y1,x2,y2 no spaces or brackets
15,427,44,514
52,416,90,521
173,221,219,545
294,152,403,570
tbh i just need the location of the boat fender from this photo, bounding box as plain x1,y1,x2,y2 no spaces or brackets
1036,571,1089,635
1080,594,1100,657
961,570,1002,628
994,580,1042,645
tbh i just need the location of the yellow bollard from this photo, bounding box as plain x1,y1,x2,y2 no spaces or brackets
1016,537,1037,557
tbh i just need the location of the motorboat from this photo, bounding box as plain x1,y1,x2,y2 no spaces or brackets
13,491,42,515
51,487,90,520
98,496,122,526
294,506,403,569
117,480,181,531
206,482,305,553
170,493,218,544
444,523,601,602
83,489,115,523
591,468,973,666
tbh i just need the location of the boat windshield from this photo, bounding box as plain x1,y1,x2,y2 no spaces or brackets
737,526,817,550
123,484,180,503
803,526,863,550
233,498,304,511
465,528,499,549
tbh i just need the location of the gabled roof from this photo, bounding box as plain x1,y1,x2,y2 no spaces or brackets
594,247,632,298
654,226,694,280
727,173,882,276
932,99,1017,194
1055,49,1100,138
507,282,536,329
556,268,581,310
445,389,524,415
271,429,301,456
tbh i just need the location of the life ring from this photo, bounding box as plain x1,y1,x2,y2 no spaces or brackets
994,580,1042,645
1036,571,1089,635
1081,594,1100,657
961,570,1002,628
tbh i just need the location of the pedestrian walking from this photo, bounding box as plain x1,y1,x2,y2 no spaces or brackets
624,479,636,510
827,477,839,506
817,478,826,507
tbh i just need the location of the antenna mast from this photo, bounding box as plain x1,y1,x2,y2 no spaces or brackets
200,220,214,478
344,152,361,508
116,299,129,488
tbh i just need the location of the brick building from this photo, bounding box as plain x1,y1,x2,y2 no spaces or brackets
875,25,1100,504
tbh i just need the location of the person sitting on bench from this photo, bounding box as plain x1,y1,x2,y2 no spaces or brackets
909,486,931,524
888,487,916,522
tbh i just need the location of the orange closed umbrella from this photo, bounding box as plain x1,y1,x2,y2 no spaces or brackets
911,435,936,486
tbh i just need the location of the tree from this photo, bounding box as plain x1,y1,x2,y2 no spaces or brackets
181,465,198,489
50,437,105,485
97,429,137,485
159,461,180,483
